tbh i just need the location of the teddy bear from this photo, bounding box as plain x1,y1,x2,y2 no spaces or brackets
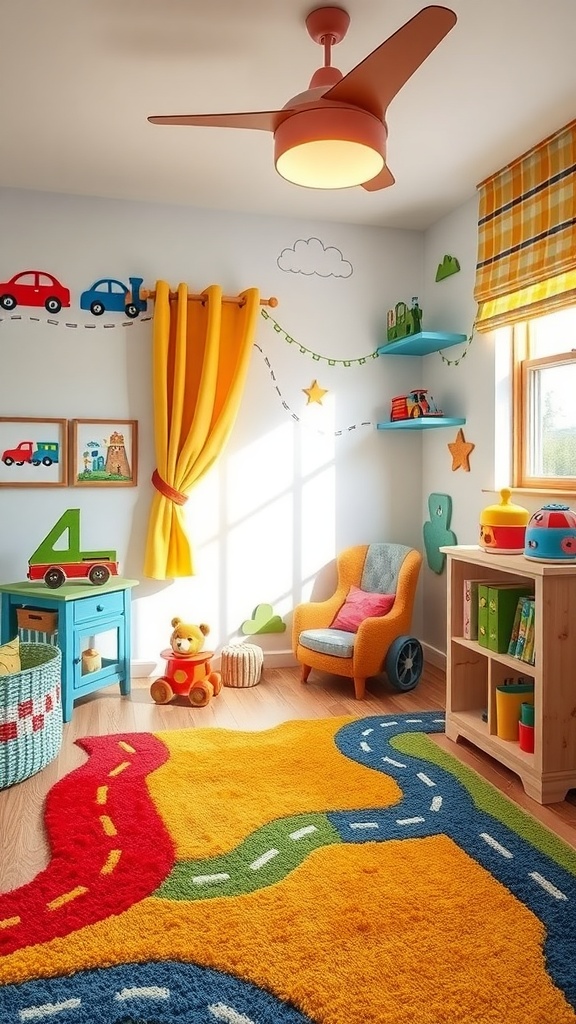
169,616,210,657
149,617,222,708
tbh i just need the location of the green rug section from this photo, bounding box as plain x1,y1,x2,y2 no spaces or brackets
154,811,341,901
394,732,576,876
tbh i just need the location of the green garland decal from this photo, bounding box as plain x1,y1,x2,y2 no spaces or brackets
438,324,476,366
260,308,379,366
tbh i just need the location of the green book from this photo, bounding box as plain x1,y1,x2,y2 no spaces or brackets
477,584,490,648
487,585,533,653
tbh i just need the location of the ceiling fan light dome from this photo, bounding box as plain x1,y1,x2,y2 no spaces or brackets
274,107,385,189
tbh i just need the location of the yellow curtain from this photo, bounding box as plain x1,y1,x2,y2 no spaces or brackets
144,281,261,580
474,118,576,333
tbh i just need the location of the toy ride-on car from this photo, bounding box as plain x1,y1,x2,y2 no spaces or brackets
150,649,222,708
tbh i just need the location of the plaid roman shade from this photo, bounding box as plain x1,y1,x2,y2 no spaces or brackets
474,119,576,333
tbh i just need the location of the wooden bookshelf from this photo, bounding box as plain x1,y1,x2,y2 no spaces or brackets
441,545,576,804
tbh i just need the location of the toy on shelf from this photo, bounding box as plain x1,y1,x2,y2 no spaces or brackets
151,617,222,708
386,296,422,344
27,508,119,588
479,488,529,554
524,503,576,562
390,388,443,422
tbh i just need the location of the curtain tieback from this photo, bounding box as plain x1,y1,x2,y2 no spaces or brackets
151,469,188,506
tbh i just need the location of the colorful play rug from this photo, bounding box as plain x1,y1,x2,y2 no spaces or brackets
1,713,576,1024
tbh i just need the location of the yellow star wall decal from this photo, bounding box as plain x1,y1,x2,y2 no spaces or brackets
447,428,475,472
303,379,328,405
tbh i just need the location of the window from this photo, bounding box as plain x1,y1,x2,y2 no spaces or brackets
513,307,576,491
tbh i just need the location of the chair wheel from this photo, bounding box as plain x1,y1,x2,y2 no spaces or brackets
385,636,423,692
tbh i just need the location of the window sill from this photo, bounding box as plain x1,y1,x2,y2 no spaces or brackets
483,486,576,497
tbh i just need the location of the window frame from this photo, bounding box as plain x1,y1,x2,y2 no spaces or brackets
513,322,576,492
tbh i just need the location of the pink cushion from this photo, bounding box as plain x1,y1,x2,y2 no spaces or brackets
330,586,395,633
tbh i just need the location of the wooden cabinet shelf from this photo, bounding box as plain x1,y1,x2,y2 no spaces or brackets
441,545,576,804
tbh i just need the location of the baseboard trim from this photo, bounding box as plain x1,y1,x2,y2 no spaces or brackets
135,647,442,678
422,643,446,672
133,650,298,678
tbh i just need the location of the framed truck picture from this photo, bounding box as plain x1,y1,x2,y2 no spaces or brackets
70,419,138,487
0,417,68,487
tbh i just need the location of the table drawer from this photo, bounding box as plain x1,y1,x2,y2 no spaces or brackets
73,590,124,624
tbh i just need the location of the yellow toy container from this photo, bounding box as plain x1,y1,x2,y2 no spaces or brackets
496,684,534,741
479,488,529,554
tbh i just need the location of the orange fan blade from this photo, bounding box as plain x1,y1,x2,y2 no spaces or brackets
148,110,286,131
362,165,396,192
323,6,457,120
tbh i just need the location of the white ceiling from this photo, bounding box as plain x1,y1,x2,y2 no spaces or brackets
2,0,575,230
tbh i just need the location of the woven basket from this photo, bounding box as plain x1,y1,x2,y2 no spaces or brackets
220,643,264,687
0,643,62,789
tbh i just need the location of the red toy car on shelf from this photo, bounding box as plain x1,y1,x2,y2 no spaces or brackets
390,389,443,421
28,559,119,589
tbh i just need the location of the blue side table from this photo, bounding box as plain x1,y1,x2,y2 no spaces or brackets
0,578,139,723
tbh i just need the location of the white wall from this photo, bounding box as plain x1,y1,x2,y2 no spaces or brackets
1,187,431,673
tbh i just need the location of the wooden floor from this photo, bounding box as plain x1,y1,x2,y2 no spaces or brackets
1,662,575,895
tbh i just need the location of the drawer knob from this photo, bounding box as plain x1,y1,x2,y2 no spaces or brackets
96,604,104,612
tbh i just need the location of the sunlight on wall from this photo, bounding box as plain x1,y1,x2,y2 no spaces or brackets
182,396,338,646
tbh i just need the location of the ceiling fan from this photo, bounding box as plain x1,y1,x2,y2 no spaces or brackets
148,5,457,191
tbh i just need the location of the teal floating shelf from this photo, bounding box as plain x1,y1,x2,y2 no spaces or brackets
377,417,466,431
377,331,468,356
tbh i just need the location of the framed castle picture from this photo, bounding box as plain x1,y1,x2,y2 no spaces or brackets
70,419,138,487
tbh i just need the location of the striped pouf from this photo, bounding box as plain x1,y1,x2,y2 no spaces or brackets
220,644,263,688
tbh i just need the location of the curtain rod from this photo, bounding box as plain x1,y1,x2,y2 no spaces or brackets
145,289,278,308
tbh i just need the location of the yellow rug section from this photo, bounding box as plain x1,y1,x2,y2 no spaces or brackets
147,716,402,857
3,837,574,1023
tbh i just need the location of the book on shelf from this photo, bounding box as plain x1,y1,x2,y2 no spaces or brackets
519,598,536,665
507,594,526,656
513,596,536,662
477,582,532,653
462,578,493,639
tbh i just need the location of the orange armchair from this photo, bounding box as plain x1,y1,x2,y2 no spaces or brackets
292,543,423,700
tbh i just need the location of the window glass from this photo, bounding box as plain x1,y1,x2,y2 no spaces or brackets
514,306,576,490
528,307,576,358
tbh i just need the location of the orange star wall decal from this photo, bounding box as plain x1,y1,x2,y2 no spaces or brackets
448,428,475,472
303,379,328,405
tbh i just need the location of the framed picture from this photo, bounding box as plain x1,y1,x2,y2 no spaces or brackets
0,417,68,487
70,419,138,487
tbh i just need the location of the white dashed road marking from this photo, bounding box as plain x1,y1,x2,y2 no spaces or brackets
19,999,81,1020
480,833,513,859
529,872,568,901
250,849,279,871
114,986,169,1001
209,1003,257,1023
